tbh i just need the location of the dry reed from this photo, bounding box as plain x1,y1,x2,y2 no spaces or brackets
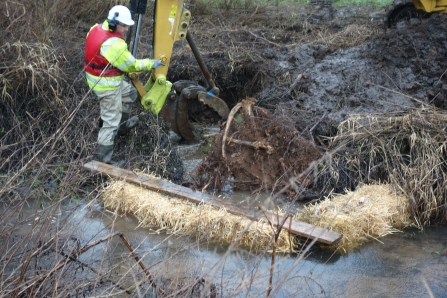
102,180,297,252
296,184,413,253
328,109,447,226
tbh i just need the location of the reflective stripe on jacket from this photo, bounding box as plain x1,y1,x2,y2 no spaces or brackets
84,20,155,91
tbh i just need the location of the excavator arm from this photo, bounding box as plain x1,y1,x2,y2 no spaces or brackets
127,0,229,143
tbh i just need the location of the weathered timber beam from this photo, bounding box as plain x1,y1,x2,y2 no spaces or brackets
83,161,342,245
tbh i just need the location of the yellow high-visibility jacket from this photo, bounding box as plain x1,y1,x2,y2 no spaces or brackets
84,20,154,91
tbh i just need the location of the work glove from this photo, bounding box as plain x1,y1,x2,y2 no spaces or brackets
153,60,165,69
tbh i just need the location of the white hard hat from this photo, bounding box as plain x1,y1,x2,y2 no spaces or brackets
108,5,134,26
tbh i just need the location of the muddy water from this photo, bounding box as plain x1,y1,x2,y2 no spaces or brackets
176,141,447,297
13,141,445,297
57,201,446,298
12,187,447,296
51,141,443,297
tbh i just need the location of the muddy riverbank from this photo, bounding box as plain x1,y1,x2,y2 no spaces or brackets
2,1,447,296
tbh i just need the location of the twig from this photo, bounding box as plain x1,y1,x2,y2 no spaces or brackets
242,5,259,26
118,234,167,296
371,82,426,106
241,97,256,126
288,73,305,95
436,68,447,86
421,276,435,298
309,112,327,133
203,133,219,138
265,211,290,297
268,193,355,297
5,1,26,31
15,232,120,296
60,251,132,295
288,216,293,253
16,232,167,297
248,31,281,47
227,137,274,154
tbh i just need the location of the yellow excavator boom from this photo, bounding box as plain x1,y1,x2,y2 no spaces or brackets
127,0,229,143
151,0,190,78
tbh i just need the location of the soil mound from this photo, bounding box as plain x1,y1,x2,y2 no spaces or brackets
196,98,323,196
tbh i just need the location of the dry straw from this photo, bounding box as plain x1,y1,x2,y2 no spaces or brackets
329,108,447,226
102,180,297,252
296,184,413,253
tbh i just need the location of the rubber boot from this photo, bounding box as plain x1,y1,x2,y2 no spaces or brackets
117,113,139,136
93,144,125,168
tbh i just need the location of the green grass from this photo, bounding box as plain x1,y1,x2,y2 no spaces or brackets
334,0,394,8
195,0,394,8
334,0,393,8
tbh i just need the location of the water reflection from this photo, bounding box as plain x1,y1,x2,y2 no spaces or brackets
76,203,446,297
177,139,447,296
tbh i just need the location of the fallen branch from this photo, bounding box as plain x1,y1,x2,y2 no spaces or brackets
227,137,274,154
248,31,281,47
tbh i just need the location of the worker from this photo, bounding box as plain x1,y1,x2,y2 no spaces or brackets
84,5,164,165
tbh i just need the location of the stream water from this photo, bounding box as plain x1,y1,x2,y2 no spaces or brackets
56,201,446,298
11,141,446,297
12,188,447,297
74,141,447,297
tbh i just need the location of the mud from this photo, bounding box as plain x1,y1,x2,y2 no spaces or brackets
169,8,447,196
3,4,447,194
179,8,447,130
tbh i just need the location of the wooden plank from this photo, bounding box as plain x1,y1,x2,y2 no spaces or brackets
83,161,342,245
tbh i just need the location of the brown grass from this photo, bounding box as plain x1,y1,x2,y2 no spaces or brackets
325,108,447,226
311,24,381,49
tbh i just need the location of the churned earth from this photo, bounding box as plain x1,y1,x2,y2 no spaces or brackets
178,5,447,125
5,3,446,196
163,5,447,197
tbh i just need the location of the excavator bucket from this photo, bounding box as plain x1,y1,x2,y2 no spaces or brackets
157,80,229,143
158,91,180,137
197,92,229,119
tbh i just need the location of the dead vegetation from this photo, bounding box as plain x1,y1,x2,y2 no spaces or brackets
194,102,447,251
196,98,323,197
0,0,187,296
296,184,413,252
318,107,447,226
309,23,382,49
103,180,297,252
1,0,447,296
